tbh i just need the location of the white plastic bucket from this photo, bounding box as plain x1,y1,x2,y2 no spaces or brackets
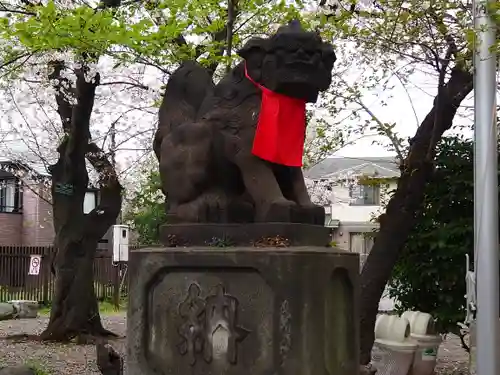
375,314,411,342
408,334,442,375
402,311,435,335
372,339,417,375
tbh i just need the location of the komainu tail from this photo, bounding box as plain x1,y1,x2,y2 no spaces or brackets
153,61,215,160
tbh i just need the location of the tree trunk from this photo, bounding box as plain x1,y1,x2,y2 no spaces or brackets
359,67,473,364
41,158,121,341
40,64,122,342
40,239,109,341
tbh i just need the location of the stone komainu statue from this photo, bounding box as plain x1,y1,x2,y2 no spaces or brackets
153,20,336,224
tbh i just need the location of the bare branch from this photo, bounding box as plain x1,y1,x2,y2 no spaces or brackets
0,52,35,78
48,60,73,132
5,86,49,167
0,52,33,71
99,80,149,90
225,0,238,73
105,49,172,75
426,17,458,158
334,73,404,159
0,1,36,15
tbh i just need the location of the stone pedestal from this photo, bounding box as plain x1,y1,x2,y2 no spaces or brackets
159,222,333,247
127,224,359,375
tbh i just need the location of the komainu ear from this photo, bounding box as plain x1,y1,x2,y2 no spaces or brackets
237,37,267,60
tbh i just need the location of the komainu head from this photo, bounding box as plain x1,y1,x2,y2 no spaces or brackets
237,19,336,102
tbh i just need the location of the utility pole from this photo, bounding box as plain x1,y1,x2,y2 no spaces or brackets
110,121,120,224
109,120,122,309
110,122,116,174
473,0,499,372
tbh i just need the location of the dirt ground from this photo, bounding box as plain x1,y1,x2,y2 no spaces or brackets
435,334,469,375
0,313,469,374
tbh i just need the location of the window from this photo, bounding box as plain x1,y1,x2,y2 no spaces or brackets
349,183,380,206
349,232,374,254
83,191,98,214
324,213,332,227
0,178,23,213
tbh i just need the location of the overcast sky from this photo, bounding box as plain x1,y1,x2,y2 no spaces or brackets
335,68,475,157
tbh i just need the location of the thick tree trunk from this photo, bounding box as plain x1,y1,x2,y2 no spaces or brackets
41,167,121,341
40,239,110,341
40,64,122,342
358,67,473,364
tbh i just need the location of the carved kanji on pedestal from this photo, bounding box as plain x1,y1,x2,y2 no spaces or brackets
177,283,206,365
203,284,250,364
177,283,250,366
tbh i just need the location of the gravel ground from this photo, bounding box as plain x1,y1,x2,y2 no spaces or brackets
0,314,469,374
435,335,469,375
0,314,127,375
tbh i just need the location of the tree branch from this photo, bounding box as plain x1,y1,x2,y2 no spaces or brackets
0,161,52,205
48,60,73,132
426,34,457,157
0,1,36,15
65,66,99,168
334,73,404,160
0,52,34,71
225,0,238,73
99,80,149,90
84,142,123,238
359,66,473,364
0,52,36,78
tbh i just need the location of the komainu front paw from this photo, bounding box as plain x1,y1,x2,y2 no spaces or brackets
292,204,325,225
258,198,296,222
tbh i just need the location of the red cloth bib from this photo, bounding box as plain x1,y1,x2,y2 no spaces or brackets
245,66,306,167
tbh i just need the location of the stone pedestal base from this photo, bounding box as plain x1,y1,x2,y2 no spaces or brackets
160,222,332,247
127,245,359,375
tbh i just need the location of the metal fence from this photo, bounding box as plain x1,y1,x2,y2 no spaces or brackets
0,245,127,305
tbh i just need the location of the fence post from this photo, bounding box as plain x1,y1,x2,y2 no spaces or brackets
112,263,120,310
42,247,50,305
0,246,4,302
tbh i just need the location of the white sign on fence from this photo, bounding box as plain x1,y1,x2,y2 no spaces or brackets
28,255,42,276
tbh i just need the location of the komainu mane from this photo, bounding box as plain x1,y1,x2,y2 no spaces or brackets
153,20,336,224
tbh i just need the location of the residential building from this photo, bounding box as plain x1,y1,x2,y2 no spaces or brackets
305,156,400,258
0,159,116,248
0,160,54,246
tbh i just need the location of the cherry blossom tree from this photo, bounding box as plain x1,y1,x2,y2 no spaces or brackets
317,0,475,366
0,0,165,341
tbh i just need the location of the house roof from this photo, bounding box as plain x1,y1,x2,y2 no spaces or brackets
0,169,15,178
0,139,51,177
0,159,50,178
305,156,400,179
